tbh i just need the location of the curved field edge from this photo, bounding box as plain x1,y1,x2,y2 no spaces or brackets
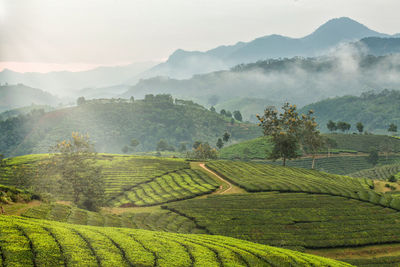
0,215,353,267
205,160,400,211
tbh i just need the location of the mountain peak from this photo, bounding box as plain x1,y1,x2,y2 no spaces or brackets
303,17,388,44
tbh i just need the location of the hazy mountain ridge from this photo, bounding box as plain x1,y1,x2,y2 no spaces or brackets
143,17,394,79
0,61,156,97
122,54,400,111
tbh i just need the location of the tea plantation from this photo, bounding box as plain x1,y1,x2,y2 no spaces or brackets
0,215,352,266
109,169,219,207
350,164,400,180
205,161,400,210
164,192,400,249
22,203,206,234
267,155,400,175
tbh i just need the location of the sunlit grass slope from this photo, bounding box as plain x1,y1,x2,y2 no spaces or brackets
0,215,352,266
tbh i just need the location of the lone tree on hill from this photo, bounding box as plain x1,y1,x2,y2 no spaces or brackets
257,103,323,167
223,132,231,142
388,123,398,135
46,132,104,211
327,120,337,132
300,110,325,169
216,138,224,149
233,110,243,122
356,122,364,134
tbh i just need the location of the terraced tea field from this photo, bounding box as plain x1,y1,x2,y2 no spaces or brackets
0,215,352,266
267,155,400,175
22,203,205,234
109,169,219,207
205,161,400,210
164,192,400,250
350,164,400,180
0,154,194,202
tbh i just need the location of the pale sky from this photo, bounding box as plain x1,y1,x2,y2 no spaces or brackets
0,0,399,72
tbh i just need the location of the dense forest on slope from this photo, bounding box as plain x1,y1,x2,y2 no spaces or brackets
299,89,400,132
0,95,260,157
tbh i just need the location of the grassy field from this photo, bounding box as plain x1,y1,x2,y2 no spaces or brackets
204,161,400,209
164,192,400,250
0,215,352,266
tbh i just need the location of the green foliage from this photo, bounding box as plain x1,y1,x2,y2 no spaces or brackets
336,121,351,132
216,138,224,149
388,123,398,133
233,110,242,121
0,184,37,204
367,148,379,166
356,122,364,133
327,120,337,132
187,143,218,160
0,215,352,266
257,103,322,166
0,96,261,157
222,132,230,142
43,133,104,211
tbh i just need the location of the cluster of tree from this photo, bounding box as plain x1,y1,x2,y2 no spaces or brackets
257,103,323,168
216,132,230,149
326,120,352,133
122,139,140,154
186,141,218,160
388,123,398,134
211,107,243,123
156,139,176,152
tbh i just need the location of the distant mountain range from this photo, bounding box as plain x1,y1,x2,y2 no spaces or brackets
0,61,156,97
1,17,400,105
142,17,399,79
122,54,400,114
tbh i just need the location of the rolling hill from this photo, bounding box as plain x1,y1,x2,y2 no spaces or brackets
299,89,400,133
0,96,260,157
0,215,352,266
0,84,59,112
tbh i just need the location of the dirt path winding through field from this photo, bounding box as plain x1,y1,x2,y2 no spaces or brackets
198,163,235,194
